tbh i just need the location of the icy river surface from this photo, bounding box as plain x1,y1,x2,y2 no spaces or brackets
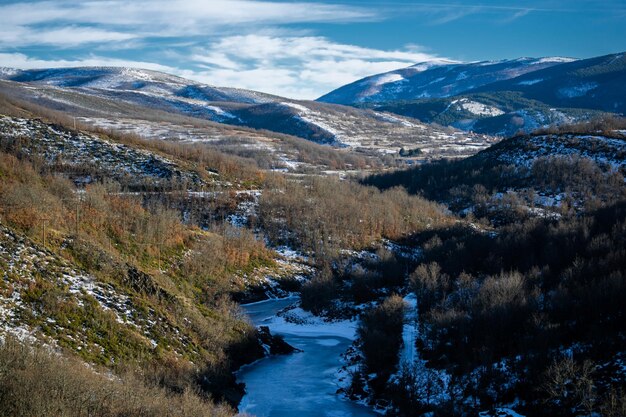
237,297,377,417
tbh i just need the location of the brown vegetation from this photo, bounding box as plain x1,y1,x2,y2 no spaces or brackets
259,175,451,257
0,337,234,417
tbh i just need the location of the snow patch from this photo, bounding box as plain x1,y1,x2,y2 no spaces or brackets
479,408,526,417
399,293,418,365
537,57,576,64
558,82,598,98
372,73,404,86
264,307,358,339
280,101,310,114
458,99,505,117
517,78,543,86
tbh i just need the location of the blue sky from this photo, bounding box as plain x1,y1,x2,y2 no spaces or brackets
1,0,624,99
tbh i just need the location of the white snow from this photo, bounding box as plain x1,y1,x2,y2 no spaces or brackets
517,79,543,86
407,60,456,73
372,73,404,86
458,99,505,117
537,57,576,64
279,102,311,114
227,190,261,228
205,105,236,119
399,293,418,365
262,307,358,339
494,134,626,171
558,82,598,98
0,67,19,77
479,408,526,417
375,113,419,128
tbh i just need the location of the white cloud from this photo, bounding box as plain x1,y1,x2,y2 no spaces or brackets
187,35,451,99
0,53,177,73
0,34,451,99
1,0,375,37
0,1,451,98
0,26,136,48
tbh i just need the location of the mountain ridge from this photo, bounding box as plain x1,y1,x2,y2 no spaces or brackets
317,56,576,104
0,66,497,160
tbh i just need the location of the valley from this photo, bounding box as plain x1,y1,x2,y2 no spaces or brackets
0,50,625,417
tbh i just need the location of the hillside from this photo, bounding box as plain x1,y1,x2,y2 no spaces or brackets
376,90,612,136
470,52,626,114
318,57,571,104
0,95,461,416
1,62,625,417
0,103,318,413
365,119,626,220
0,68,496,161
320,52,625,136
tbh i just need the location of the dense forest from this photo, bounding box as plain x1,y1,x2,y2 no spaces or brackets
353,117,626,416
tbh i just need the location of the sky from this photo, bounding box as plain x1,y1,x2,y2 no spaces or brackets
1,0,625,99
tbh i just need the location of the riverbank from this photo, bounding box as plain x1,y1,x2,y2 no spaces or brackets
236,297,377,417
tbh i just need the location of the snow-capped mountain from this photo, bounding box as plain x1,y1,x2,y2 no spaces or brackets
470,52,626,114
0,66,496,158
317,57,574,104
3,67,277,104
325,52,625,136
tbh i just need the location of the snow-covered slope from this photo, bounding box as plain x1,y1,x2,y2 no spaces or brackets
318,57,574,104
0,68,499,159
470,52,626,114
2,67,277,104
361,52,626,136
0,115,203,187
481,132,626,171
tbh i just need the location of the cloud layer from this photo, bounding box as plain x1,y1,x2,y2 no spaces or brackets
0,0,447,98
188,35,449,98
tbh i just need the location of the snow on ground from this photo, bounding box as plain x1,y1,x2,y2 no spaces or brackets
275,246,310,263
0,224,140,344
277,100,494,158
372,73,405,86
205,105,237,119
227,190,261,228
0,116,202,186
374,113,420,128
493,134,626,171
479,408,526,417
399,293,418,365
517,79,543,86
537,57,576,64
266,307,358,339
277,102,344,142
458,99,505,117
279,101,311,114
0,67,19,77
383,240,423,261
558,82,598,98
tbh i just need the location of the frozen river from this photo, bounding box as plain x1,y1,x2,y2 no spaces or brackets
237,297,377,417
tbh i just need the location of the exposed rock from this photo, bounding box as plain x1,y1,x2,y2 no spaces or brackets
257,325,300,355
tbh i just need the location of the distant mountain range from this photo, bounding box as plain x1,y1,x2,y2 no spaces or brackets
319,52,626,136
0,67,494,160
317,57,574,103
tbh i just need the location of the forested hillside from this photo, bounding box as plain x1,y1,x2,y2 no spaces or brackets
0,91,455,416
355,117,626,416
0,98,287,415
1,67,625,417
